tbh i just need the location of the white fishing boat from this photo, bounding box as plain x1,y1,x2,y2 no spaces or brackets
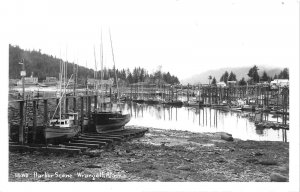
44,58,80,140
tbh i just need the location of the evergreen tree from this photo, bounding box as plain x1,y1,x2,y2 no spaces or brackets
278,68,289,79
247,65,260,83
228,71,237,81
238,77,247,86
260,71,269,82
220,71,229,83
211,77,217,85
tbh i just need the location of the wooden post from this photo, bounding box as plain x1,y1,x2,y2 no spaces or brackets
187,84,189,102
73,97,77,112
80,97,84,133
65,97,69,113
94,95,97,111
130,85,133,100
32,100,37,143
198,84,201,102
56,98,60,115
88,96,91,121
110,87,112,103
19,101,25,144
43,99,48,124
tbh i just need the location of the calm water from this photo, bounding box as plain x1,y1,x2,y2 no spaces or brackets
112,102,288,142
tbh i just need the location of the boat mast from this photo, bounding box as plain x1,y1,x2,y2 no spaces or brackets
109,29,120,103
64,47,68,114
59,59,62,120
86,61,88,95
93,46,98,96
100,29,104,110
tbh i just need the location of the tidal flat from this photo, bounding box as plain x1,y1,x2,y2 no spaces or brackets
9,127,289,182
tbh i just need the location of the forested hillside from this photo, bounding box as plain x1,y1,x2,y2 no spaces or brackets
9,45,180,85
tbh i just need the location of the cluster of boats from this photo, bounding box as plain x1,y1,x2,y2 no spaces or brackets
44,31,131,142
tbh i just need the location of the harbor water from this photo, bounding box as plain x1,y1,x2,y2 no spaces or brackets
112,102,289,142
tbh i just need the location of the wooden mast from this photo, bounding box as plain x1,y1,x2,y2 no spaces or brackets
109,29,120,103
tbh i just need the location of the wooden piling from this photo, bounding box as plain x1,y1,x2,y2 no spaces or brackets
19,101,24,144
94,95,97,111
187,84,189,102
65,97,69,113
73,97,77,112
87,96,91,124
80,97,84,133
43,99,48,125
32,100,37,143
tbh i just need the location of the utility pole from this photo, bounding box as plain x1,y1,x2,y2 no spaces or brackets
19,59,26,99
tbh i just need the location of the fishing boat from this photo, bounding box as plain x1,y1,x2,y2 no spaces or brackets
163,100,183,107
211,103,230,111
44,59,80,140
132,98,145,104
144,98,160,105
241,105,256,112
45,113,80,139
92,111,131,133
92,29,131,133
183,100,200,107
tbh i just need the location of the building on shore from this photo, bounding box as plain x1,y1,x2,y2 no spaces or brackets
16,75,38,86
9,79,19,86
43,77,58,86
270,79,289,88
87,78,114,86
227,81,237,87
216,82,226,87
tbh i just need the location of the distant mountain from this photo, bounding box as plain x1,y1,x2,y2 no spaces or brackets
181,66,284,85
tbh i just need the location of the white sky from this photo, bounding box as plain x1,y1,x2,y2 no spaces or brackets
4,0,299,80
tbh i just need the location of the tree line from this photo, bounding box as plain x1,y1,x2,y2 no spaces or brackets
208,65,289,86
9,44,180,85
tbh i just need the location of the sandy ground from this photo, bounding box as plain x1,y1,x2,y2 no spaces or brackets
9,126,289,182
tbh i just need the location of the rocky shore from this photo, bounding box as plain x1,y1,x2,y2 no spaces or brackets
9,126,289,182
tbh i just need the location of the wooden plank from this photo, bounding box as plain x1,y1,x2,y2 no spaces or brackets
43,147,81,154
58,145,88,152
79,134,123,142
81,132,124,138
77,136,114,143
71,139,107,146
63,142,100,149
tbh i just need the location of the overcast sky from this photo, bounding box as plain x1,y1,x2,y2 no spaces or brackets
5,0,299,80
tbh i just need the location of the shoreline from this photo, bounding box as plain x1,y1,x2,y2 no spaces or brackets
9,126,289,182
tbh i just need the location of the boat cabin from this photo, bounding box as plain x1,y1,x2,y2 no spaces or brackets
49,113,78,127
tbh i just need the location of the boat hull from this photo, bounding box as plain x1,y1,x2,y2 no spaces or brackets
92,112,131,133
144,99,160,105
211,104,230,110
44,125,80,140
133,99,144,104
163,101,183,107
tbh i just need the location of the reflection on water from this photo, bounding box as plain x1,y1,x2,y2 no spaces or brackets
111,102,288,142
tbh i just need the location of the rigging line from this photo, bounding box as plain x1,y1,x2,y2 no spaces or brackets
51,74,74,120
100,28,104,109
93,45,98,94
109,28,120,103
